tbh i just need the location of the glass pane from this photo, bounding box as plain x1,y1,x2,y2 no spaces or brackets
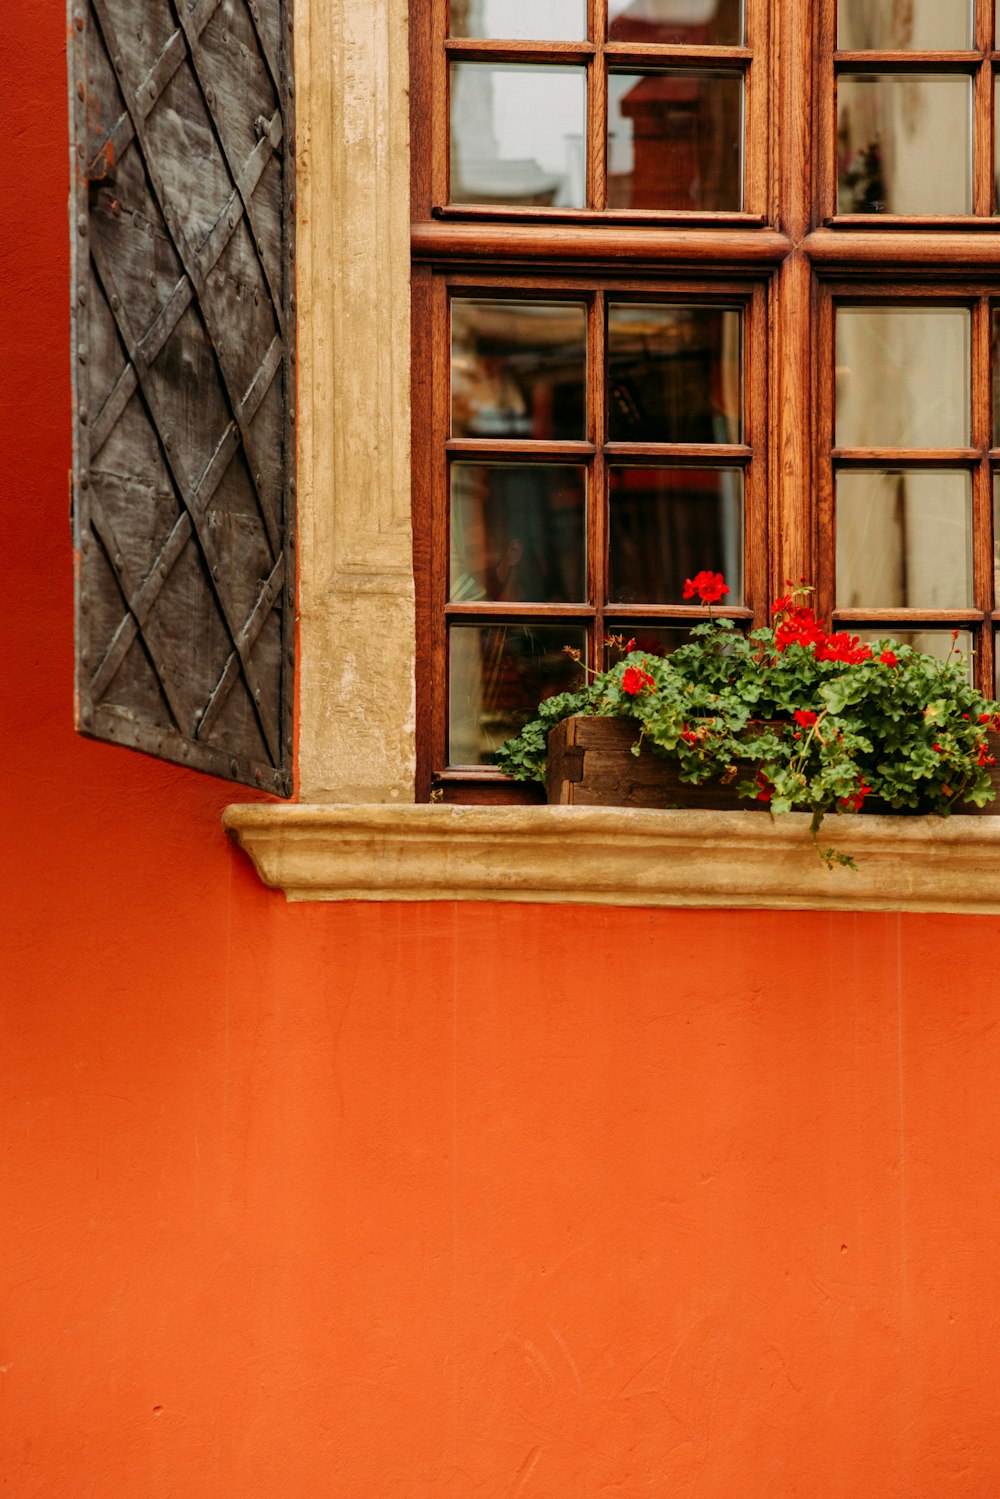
608,466,744,603
607,303,742,442
450,464,587,602
838,0,972,50
607,71,743,211
854,628,974,681
835,307,970,448
993,473,1000,598
450,64,586,207
608,0,744,46
451,300,586,440
448,623,586,764
450,0,586,39
836,470,973,608
604,626,694,663
837,75,972,215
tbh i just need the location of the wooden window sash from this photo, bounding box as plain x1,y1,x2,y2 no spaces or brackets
815,0,1000,224
418,0,769,223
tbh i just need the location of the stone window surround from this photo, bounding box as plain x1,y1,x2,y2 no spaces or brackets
222,0,1000,914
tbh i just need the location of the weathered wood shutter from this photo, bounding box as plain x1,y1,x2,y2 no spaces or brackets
69,0,295,796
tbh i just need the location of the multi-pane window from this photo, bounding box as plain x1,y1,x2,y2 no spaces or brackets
412,0,1000,801
819,291,1000,692
441,284,765,769
438,0,767,219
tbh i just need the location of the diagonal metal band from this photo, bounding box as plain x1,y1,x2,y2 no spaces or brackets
89,0,285,559
88,235,281,764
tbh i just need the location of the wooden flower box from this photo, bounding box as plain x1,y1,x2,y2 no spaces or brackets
546,715,1000,815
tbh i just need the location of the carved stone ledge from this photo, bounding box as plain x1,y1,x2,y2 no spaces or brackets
223,804,1000,913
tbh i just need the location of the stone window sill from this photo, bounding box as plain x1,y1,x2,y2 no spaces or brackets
222,803,1000,913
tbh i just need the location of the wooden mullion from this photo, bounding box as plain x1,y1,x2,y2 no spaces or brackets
589,0,606,212
974,0,992,217
747,280,769,625
813,0,836,223
590,290,607,669
446,439,596,459
602,44,752,67
833,52,981,69
603,443,752,462
432,0,450,211
814,286,836,624
603,604,753,620
833,449,980,466
408,0,433,218
412,221,792,269
771,0,814,609
973,296,995,691
744,0,768,220
833,609,986,623
412,264,440,800
446,603,595,619
444,39,596,61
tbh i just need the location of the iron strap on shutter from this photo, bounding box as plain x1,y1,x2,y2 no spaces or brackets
68,0,295,796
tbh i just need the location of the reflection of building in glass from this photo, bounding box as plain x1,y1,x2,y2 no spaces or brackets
608,0,742,45
450,1,585,205
608,71,741,211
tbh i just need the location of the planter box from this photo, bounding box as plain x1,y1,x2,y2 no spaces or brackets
546,715,1000,814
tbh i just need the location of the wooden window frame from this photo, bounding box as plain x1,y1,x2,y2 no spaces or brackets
414,0,771,226
410,0,1000,806
814,1,1000,225
814,278,999,691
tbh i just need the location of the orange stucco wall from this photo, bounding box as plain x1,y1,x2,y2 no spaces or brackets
5,7,1000,1495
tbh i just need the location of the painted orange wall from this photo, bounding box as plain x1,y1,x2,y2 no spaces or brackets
4,7,1000,1495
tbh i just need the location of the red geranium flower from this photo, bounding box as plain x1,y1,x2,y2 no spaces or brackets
793,709,818,728
755,770,773,803
622,666,655,696
880,650,898,667
683,570,729,605
839,779,873,813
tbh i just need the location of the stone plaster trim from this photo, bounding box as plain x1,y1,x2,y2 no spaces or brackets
223,804,1000,913
294,0,416,803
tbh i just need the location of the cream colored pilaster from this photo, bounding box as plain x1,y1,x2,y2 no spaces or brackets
294,0,415,801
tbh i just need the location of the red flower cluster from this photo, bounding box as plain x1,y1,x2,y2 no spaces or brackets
622,666,655,696
793,709,817,728
755,770,773,803
839,779,873,813
880,650,898,667
772,597,873,665
683,570,729,605
978,742,997,768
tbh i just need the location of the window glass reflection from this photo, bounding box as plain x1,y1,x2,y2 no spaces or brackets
608,466,744,603
836,470,973,609
838,0,972,50
993,473,1000,598
836,307,970,448
449,0,586,39
608,71,743,211
603,626,694,663
608,0,743,47
450,464,587,603
854,628,974,681
448,623,586,764
450,64,586,207
837,75,972,215
451,300,586,439
607,303,742,443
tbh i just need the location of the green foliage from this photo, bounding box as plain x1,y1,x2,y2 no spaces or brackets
494,610,1000,860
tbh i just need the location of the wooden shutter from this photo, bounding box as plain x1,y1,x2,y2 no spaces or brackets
68,0,295,796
